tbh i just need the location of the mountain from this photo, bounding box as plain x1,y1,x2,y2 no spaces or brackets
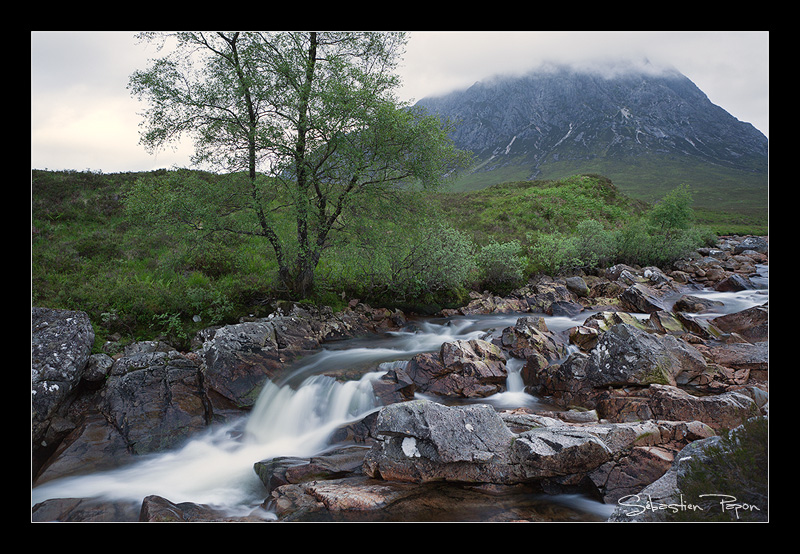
415,62,768,214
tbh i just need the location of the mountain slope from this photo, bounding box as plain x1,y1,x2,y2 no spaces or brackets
416,63,768,213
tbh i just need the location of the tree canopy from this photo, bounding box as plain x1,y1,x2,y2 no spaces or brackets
127,31,470,297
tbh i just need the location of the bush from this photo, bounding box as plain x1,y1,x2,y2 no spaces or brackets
573,219,616,271
319,220,477,306
671,417,768,522
476,240,528,292
527,232,580,276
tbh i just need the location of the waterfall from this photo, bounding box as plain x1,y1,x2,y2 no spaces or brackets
243,372,383,448
31,371,387,516
32,268,768,518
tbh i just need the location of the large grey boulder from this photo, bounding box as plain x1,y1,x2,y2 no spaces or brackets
362,400,693,488
529,323,708,409
32,308,95,463
363,400,516,483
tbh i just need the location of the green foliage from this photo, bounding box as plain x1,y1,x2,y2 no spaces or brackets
524,184,712,274
319,215,477,307
527,232,581,276
435,174,636,245
476,240,527,292
648,183,694,232
128,32,470,297
670,417,768,522
30,167,743,349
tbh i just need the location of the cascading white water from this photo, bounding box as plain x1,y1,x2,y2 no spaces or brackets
30,371,388,516
30,316,516,515
31,266,768,518
243,372,383,447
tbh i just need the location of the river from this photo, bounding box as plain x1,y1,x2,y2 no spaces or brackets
30,266,768,522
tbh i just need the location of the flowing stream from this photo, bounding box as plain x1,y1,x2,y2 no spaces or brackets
31,266,767,521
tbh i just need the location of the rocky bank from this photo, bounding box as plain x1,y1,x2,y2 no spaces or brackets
31,235,768,522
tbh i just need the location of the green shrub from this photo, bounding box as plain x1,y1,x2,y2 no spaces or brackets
476,239,528,292
671,417,768,522
573,219,616,271
322,221,477,305
527,232,580,276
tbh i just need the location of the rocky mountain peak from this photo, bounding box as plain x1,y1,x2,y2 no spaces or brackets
415,62,768,188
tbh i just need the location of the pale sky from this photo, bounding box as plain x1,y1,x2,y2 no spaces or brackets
31,31,769,174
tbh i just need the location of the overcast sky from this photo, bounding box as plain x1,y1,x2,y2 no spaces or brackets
31,31,769,174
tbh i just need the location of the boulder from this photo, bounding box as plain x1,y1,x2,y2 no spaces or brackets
499,316,567,362
100,350,209,454
619,283,669,314
529,324,709,408
699,341,769,374
564,276,590,297
405,339,508,398
648,311,686,335
714,274,755,292
710,303,768,343
33,414,133,485
584,311,650,332
32,308,95,470
32,497,141,522
140,495,268,522
673,294,725,314
201,319,317,411
569,325,600,351
363,400,516,484
254,445,372,493
362,400,715,494
596,384,761,430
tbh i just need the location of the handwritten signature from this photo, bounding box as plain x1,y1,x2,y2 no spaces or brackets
617,493,761,520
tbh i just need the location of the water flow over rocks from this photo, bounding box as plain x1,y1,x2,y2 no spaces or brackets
31,235,768,522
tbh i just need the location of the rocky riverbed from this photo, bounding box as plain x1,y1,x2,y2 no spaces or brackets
31,235,768,522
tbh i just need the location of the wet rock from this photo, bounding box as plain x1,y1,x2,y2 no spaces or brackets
648,311,686,335
596,384,761,430
32,497,141,522
34,414,133,485
619,283,669,314
139,495,270,522
405,339,508,398
102,350,209,455
710,303,768,343
363,400,516,483
673,294,725,313
714,273,756,292
529,323,709,409
254,445,372,493
32,308,95,467
569,325,600,351
699,341,769,373
202,319,315,411
499,316,567,362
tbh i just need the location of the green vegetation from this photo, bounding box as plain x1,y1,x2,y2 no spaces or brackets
670,417,768,522
33,168,764,351
448,151,769,228
33,31,768,350
436,175,723,276
127,32,469,298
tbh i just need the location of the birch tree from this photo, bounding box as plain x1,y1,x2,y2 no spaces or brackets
127,31,469,297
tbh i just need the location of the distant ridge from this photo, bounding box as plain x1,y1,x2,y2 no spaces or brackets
415,61,768,213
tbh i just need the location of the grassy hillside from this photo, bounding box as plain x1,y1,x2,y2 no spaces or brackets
31,169,765,350
447,152,769,223
434,174,647,245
